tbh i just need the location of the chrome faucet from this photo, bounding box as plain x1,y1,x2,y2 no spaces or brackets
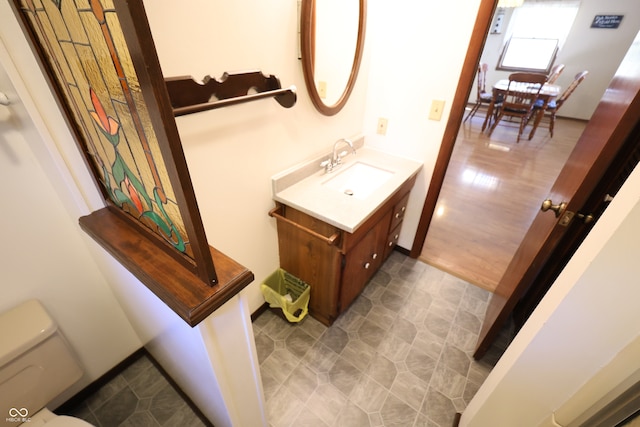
321,138,357,173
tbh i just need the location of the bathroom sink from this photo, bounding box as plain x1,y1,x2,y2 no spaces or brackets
321,162,394,200
272,144,423,232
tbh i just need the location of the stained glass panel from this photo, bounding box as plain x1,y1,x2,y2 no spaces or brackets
18,0,193,259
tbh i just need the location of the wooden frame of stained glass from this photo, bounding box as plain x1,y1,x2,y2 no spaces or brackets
10,0,217,286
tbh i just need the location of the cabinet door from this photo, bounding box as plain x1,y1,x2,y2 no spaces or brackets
340,214,389,311
276,207,342,325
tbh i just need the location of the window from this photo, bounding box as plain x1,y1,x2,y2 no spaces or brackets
499,37,559,72
498,0,581,73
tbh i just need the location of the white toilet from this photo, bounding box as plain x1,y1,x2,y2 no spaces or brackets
0,300,94,426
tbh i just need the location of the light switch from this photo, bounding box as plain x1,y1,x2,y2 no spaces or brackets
429,100,446,121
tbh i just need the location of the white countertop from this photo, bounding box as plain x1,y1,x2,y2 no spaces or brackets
272,146,423,233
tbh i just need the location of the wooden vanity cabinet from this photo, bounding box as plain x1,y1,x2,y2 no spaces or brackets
273,176,416,326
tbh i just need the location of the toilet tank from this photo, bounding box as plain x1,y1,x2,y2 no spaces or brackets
0,300,83,420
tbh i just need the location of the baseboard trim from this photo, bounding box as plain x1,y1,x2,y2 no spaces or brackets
145,351,213,427
55,348,146,414
55,348,212,427
251,301,270,322
453,412,462,426
395,245,411,256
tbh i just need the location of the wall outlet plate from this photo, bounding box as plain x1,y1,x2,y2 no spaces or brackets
377,117,388,135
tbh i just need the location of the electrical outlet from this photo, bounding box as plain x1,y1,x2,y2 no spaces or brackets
429,100,446,121
377,117,388,135
318,81,327,99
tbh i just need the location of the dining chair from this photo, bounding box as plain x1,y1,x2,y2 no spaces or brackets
488,72,548,142
547,63,565,84
463,63,494,123
529,70,589,138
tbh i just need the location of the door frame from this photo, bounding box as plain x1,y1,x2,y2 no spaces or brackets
475,45,640,358
410,0,640,358
410,0,497,257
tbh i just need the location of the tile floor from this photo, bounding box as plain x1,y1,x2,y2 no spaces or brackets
59,354,209,427
253,252,511,427
59,252,511,427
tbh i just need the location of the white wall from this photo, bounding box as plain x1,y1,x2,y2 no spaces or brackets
0,38,141,405
481,0,640,120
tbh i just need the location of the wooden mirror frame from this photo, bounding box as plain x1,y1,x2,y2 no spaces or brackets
300,0,367,116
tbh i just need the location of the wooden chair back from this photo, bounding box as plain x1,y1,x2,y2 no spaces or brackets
489,72,548,142
502,72,548,115
532,70,588,138
477,63,489,96
554,70,589,111
464,63,493,123
547,63,565,84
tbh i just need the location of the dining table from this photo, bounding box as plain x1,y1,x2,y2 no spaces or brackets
481,79,561,140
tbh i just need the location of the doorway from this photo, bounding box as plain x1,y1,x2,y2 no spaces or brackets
418,117,585,292
410,0,637,292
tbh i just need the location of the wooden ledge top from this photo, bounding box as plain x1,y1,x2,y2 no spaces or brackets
79,208,254,326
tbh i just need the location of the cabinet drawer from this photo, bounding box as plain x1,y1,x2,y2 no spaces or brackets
390,193,410,231
384,223,402,259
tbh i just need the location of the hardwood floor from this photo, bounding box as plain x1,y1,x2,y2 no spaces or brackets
419,111,587,292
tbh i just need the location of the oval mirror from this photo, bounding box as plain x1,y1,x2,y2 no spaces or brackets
300,0,367,116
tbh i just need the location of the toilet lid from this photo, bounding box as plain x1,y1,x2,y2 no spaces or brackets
45,416,95,427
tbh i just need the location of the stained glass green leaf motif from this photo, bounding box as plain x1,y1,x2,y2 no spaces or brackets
141,189,186,252
89,89,186,252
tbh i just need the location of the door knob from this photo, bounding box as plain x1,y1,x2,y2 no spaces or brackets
541,199,567,218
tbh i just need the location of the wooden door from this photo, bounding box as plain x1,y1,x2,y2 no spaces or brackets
512,127,640,329
474,35,640,358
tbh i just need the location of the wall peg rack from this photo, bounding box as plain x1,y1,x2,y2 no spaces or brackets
165,70,296,116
